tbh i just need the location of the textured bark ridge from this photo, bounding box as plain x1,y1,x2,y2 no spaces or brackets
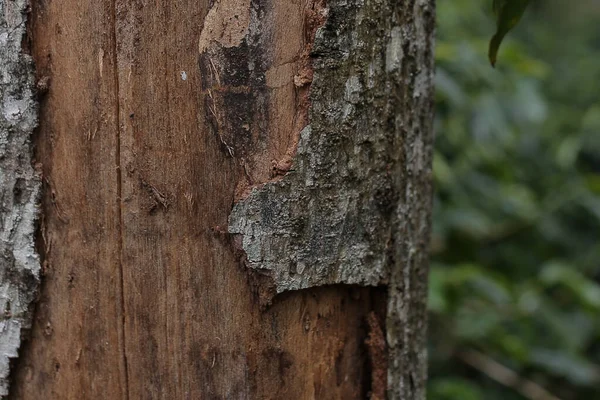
0,0,40,396
227,0,435,398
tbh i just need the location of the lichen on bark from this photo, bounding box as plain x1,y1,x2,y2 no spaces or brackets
227,0,435,398
0,0,40,395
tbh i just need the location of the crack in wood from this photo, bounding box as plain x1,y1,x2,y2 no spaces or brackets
111,0,131,397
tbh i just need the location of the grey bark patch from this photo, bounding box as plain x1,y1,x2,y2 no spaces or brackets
229,123,390,293
0,0,41,396
229,0,396,294
229,0,435,398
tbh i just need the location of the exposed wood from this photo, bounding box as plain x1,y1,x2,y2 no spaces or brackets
10,0,390,398
10,1,126,398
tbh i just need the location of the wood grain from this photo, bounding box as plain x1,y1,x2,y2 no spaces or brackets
11,0,126,398
11,0,384,398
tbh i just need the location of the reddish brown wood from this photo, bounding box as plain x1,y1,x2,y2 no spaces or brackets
12,1,126,398
12,0,385,398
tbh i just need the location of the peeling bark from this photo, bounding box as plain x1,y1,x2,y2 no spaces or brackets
0,0,40,396
4,0,434,397
227,0,436,397
12,0,384,398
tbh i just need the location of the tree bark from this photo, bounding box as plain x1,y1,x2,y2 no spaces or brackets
0,0,435,398
0,0,40,397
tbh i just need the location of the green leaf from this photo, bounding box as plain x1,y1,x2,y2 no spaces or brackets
540,261,600,310
489,0,531,66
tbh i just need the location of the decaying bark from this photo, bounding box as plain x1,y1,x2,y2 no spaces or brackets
227,0,435,397
0,0,40,396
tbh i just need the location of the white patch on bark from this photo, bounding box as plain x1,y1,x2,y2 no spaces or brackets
386,26,403,72
0,0,41,396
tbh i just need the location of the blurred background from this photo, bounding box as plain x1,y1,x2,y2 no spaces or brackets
429,0,600,399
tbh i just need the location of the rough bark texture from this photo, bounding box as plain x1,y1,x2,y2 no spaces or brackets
0,0,40,396
385,1,435,397
227,0,436,398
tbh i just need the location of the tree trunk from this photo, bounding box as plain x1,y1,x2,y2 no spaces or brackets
0,0,435,398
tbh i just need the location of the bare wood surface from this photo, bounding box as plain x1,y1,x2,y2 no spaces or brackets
11,0,384,398
11,1,126,398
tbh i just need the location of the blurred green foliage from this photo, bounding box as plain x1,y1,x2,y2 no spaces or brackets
429,1,600,399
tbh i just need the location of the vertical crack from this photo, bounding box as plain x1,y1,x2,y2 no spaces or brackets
110,1,130,399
